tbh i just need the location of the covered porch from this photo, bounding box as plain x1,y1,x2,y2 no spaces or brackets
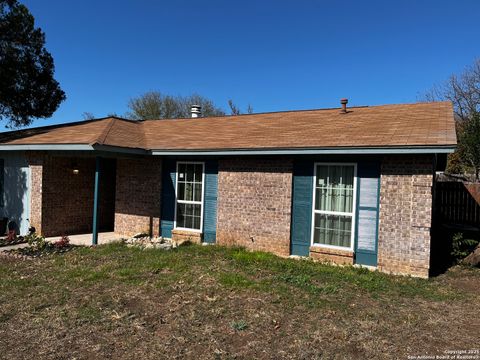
29,152,162,245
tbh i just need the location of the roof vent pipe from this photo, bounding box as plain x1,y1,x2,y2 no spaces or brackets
190,105,201,118
340,98,348,113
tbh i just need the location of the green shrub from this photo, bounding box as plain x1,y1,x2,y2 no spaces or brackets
451,233,479,262
25,232,47,251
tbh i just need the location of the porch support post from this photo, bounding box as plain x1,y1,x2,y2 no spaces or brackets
92,156,101,245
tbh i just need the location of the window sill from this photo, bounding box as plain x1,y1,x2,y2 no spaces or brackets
310,244,353,255
173,227,202,234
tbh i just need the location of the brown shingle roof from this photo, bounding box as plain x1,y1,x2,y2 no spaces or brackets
0,101,456,151
0,117,145,150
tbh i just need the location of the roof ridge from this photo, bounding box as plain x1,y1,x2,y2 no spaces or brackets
141,100,452,123
94,117,116,145
138,121,149,150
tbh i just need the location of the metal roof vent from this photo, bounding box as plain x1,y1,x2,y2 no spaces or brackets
190,105,202,118
340,98,348,113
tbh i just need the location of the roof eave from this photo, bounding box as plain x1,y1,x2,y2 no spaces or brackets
0,144,94,151
0,144,456,156
92,144,149,155
0,143,149,155
150,145,456,156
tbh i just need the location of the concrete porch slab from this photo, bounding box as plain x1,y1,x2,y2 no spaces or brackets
46,232,123,246
0,232,123,253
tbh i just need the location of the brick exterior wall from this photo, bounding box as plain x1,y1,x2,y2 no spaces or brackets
171,229,202,245
28,154,118,238
216,158,293,257
27,152,44,235
378,155,434,278
25,151,436,278
310,246,354,265
41,156,96,237
114,157,162,237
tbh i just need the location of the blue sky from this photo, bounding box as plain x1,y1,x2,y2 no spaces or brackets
19,0,480,127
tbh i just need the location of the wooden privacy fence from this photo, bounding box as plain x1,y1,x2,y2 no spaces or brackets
434,181,480,226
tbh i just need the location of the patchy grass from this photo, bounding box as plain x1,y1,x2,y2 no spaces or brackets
0,242,478,359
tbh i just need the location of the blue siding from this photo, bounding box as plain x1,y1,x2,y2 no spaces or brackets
0,152,31,235
160,159,176,238
203,160,218,243
354,162,381,266
290,160,314,256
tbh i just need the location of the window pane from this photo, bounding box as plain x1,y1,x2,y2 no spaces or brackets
184,183,194,201
176,203,186,228
193,214,201,230
176,163,204,230
178,164,186,181
194,183,202,201
330,165,341,186
315,165,354,214
194,164,202,183
185,214,193,229
185,164,194,182
313,214,352,248
178,182,185,201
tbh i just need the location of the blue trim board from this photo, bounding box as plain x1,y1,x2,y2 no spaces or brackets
152,145,455,156
92,156,101,245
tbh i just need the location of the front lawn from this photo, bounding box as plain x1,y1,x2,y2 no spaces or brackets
0,243,478,359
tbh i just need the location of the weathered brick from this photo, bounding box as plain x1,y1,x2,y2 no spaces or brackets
41,156,97,237
378,155,434,278
114,157,162,237
310,246,354,265
171,229,202,244
216,158,293,257
27,152,44,235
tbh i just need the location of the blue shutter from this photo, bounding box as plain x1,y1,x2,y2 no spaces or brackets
290,160,314,256
160,159,176,238
202,160,218,243
354,162,381,266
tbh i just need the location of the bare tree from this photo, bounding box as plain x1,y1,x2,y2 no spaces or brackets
82,112,95,120
424,59,480,121
228,99,241,115
228,99,254,115
458,112,480,180
424,58,480,178
127,91,225,120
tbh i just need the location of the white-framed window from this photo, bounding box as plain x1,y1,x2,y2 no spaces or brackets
311,163,357,250
174,161,205,232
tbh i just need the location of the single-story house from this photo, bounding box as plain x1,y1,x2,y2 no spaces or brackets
0,100,456,277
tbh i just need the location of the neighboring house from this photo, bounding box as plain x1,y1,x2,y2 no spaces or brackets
0,100,456,277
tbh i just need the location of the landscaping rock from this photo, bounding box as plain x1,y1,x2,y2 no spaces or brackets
462,244,480,267
125,236,176,250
